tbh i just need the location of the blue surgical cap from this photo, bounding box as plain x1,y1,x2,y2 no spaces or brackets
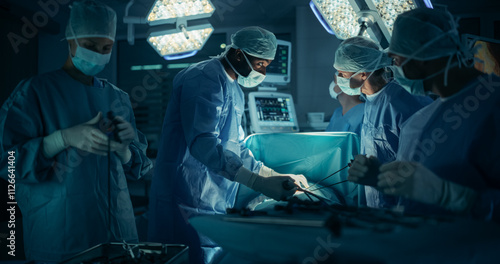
65,0,117,41
231,26,277,60
389,8,462,61
334,36,392,72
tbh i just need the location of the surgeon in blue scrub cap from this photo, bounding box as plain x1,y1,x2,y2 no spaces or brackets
0,1,152,262
148,26,309,264
351,8,500,222
336,36,432,209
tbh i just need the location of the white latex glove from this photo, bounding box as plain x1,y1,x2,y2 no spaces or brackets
378,161,477,212
109,116,135,163
260,165,309,189
347,154,380,186
235,166,297,201
60,112,109,156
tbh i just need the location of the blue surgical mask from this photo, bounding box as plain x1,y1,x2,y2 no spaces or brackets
225,52,266,88
71,41,111,76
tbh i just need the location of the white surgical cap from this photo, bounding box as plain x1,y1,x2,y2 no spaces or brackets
65,0,117,41
389,8,462,61
334,36,392,72
231,26,277,60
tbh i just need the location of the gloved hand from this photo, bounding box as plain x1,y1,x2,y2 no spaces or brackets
253,176,297,201
235,166,297,201
108,116,135,163
260,165,310,189
378,161,477,212
347,154,380,186
61,112,109,156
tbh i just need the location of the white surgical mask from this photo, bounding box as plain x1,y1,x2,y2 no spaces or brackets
329,80,342,100
336,73,361,96
225,52,266,88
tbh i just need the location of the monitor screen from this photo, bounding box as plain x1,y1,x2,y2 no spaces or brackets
255,97,293,122
248,92,299,133
262,40,292,85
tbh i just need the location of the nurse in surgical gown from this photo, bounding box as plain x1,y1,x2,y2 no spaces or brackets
0,1,151,261
333,36,432,209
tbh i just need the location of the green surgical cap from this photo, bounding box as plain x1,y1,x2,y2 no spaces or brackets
65,0,117,41
231,26,277,60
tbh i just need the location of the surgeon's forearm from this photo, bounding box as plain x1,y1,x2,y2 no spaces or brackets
189,135,226,171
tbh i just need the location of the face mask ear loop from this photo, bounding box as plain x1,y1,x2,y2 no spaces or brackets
224,55,244,78
361,52,384,87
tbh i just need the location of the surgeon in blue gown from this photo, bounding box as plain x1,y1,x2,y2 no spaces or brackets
334,36,432,209
351,8,500,222
0,1,152,262
148,27,308,264
326,74,365,135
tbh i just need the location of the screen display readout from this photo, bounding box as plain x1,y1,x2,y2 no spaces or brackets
254,97,293,122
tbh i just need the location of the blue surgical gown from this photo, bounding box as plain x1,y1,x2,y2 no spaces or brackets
361,81,432,208
0,69,152,262
396,74,500,221
148,59,263,264
326,103,365,135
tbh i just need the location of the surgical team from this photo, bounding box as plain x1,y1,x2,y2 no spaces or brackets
0,0,498,263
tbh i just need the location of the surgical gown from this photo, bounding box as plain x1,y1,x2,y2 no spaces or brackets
148,59,263,264
326,103,365,135
361,81,432,208
0,69,152,262
396,74,500,221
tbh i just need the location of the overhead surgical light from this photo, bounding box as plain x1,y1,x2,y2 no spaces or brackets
124,0,216,60
370,0,417,33
310,0,433,48
147,21,214,60
309,0,369,40
146,0,215,26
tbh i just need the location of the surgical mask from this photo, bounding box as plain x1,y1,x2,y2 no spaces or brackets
391,57,457,96
225,52,266,88
336,73,362,96
391,64,425,96
71,42,111,76
68,24,111,76
329,81,342,100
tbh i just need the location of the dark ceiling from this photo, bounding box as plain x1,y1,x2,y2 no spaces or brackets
2,0,499,38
